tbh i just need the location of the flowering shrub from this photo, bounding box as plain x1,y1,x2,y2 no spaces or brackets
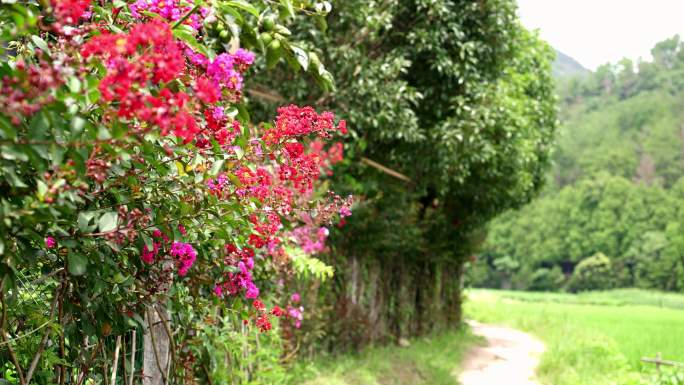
0,0,347,383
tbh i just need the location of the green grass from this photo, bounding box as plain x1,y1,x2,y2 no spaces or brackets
489,288,684,310
292,328,480,385
465,289,684,385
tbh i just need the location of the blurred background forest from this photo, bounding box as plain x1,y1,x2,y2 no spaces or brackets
472,36,684,293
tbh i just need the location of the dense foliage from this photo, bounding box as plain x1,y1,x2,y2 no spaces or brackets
252,0,557,349
474,36,684,292
0,0,351,384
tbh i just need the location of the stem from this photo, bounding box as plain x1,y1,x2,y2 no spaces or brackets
171,4,200,29
201,363,214,385
76,338,104,385
121,333,128,385
101,343,109,385
0,289,27,385
58,279,67,385
111,336,122,385
128,330,136,385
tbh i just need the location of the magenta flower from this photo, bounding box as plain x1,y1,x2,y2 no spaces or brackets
169,242,197,276
290,292,300,303
245,282,260,299
45,236,56,249
213,284,223,297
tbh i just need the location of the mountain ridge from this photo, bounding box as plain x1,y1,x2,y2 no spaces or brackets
552,49,589,78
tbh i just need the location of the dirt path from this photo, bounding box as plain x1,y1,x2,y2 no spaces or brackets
458,321,546,385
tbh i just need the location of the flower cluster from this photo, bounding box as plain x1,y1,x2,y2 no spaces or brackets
140,231,196,277
51,0,91,26
262,105,346,145
310,140,344,176
32,2,349,345
81,21,198,139
214,244,259,299
45,236,56,249
169,242,197,276
0,59,63,124
206,50,255,93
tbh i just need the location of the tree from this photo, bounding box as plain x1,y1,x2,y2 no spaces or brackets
567,253,614,292
252,0,557,348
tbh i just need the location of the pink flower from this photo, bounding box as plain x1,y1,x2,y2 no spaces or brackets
245,282,260,299
45,236,56,249
233,48,255,66
290,292,300,303
338,119,348,135
339,206,352,217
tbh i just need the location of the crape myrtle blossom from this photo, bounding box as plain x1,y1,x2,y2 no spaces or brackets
29,8,351,335
45,236,56,249
80,20,255,145
50,0,92,32
170,242,196,276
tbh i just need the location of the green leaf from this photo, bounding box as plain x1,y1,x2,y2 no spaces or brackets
279,0,294,18
36,180,48,201
226,0,259,17
1,145,29,162
209,159,225,176
68,76,81,93
78,212,96,232
173,29,211,58
290,46,309,71
97,126,111,140
234,147,244,160
29,111,49,141
314,15,327,32
0,116,16,140
67,253,87,276
98,211,118,233
31,35,50,55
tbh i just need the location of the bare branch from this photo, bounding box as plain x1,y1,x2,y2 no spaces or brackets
361,157,413,183
128,330,136,385
0,288,27,385
111,336,122,385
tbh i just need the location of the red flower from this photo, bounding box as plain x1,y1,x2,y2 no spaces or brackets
248,234,266,249
271,306,284,317
51,0,91,25
255,314,272,332
252,299,265,311
195,76,221,104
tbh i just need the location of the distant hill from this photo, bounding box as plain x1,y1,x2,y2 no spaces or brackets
552,50,589,78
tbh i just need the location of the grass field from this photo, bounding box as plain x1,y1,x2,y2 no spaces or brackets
294,328,479,385
465,289,684,385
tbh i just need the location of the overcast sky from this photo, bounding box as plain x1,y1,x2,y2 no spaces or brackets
517,0,684,70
